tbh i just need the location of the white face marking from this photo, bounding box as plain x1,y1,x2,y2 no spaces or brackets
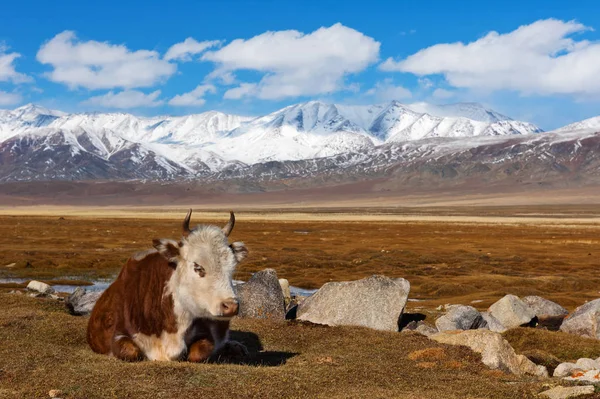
166,225,241,319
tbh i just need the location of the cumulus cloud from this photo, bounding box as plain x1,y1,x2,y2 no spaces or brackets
37,31,176,90
0,44,30,83
380,19,600,97
365,79,411,101
0,90,22,106
81,90,163,109
203,23,380,100
164,38,221,62
169,84,216,106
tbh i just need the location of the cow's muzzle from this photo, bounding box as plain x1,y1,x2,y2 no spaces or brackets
221,298,239,317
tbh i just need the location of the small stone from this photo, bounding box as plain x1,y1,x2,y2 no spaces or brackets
564,369,600,383
553,362,579,378
48,389,63,398
540,385,595,399
430,329,547,377
575,358,600,370
26,280,55,295
65,287,103,316
435,305,487,331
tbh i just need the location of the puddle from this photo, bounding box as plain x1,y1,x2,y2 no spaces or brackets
2,277,318,297
0,277,112,293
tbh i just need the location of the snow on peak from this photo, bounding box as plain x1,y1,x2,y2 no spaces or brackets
555,116,600,133
406,102,512,123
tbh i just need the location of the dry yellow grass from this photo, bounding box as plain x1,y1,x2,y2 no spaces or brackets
0,294,553,399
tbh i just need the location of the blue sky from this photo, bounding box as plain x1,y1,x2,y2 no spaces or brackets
1,0,600,129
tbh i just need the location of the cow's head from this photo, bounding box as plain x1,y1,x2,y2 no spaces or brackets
153,210,248,320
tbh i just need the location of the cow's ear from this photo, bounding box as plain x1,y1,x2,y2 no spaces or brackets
153,238,181,263
230,242,248,262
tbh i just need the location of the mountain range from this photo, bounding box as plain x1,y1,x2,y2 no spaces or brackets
0,101,599,192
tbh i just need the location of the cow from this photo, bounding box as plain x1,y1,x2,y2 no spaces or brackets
86,210,249,362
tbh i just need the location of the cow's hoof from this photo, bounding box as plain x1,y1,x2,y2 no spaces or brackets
220,340,249,358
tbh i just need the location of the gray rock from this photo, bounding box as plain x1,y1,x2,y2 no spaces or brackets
522,296,569,318
435,305,487,331
65,287,103,316
553,362,580,378
575,358,600,370
522,296,568,330
297,275,410,331
488,294,536,329
26,280,54,295
540,385,595,399
480,311,507,333
236,269,285,319
430,329,548,377
559,298,600,339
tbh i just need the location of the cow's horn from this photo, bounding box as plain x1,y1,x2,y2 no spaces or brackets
183,209,192,237
222,211,235,237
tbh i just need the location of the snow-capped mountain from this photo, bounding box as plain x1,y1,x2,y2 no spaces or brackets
0,101,547,182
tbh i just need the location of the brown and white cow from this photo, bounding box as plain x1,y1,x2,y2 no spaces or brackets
87,210,248,362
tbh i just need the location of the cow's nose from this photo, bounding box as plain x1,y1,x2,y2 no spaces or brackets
221,298,239,317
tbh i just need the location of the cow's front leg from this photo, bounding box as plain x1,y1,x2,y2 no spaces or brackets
218,340,248,358
112,336,144,362
187,339,215,363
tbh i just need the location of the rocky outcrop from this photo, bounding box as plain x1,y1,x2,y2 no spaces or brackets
559,298,600,339
297,275,410,331
488,294,536,329
430,330,548,377
522,296,568,330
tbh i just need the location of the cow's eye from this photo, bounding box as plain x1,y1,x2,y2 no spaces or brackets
193,263,206,277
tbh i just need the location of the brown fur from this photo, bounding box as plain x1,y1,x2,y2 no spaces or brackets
87,251,231,361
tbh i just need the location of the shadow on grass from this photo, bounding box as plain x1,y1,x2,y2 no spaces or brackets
209,330,298,367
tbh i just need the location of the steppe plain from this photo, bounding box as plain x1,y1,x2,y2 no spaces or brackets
1,198,600,398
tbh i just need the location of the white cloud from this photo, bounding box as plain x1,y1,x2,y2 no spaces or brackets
37,31,176,90
0,90,22,106
203,23,380,100
169,84,216,106
431,88,455,99
223,83,257,100
0,44,30,83
164,38,221,62
365,79,411,101
380,19,600,97
81,90,163,109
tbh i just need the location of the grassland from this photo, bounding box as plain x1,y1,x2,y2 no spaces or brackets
1,206,600,398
